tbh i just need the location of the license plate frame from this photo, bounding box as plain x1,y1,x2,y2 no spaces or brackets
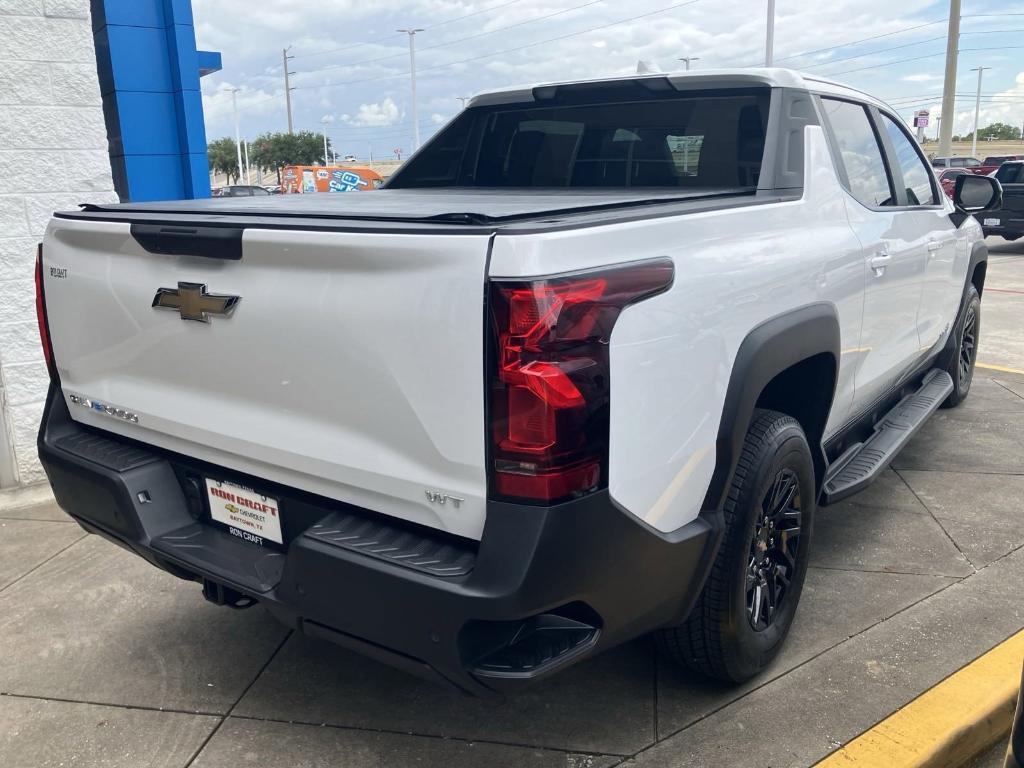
983,217,1001,226
205,477,283,547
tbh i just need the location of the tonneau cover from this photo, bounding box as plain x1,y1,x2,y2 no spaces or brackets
67,187,752,224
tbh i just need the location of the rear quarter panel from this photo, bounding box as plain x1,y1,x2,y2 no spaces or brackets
488,126,864,533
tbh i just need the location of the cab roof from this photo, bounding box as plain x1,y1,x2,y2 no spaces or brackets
467,67,891,112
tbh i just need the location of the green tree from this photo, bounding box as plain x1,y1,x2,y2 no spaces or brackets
207,137,241,183
960,123,1023,142
249,131,332,184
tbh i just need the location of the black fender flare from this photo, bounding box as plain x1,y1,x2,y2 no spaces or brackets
700,303,841,513
937,238,988,369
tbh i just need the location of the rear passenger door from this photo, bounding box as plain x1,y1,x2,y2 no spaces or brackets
876,110,960,352
819,97,925,413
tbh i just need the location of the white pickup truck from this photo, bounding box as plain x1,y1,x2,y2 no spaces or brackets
35,69,1002,694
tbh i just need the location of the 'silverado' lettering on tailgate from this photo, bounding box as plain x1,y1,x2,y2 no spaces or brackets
68,393,140,424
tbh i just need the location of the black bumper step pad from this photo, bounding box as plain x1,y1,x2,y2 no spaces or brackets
305,511,477,577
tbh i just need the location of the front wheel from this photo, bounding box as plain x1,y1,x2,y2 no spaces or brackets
657,409,815,683
942,284,980,408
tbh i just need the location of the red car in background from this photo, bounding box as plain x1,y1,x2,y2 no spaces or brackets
938,168,969,199
976,155,1024,176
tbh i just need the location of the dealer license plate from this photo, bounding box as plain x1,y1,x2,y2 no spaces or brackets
984,218,1000,226
206,478,283,546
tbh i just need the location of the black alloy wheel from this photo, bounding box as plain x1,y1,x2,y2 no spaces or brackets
746,469,802,631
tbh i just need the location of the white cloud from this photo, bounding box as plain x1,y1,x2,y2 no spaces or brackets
343,97,401,127
194,0,1024,143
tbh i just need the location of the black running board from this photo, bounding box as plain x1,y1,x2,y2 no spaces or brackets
821,369,953,504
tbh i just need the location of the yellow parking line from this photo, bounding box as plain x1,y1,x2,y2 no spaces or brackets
977,362,1024,376
815,629,1024,768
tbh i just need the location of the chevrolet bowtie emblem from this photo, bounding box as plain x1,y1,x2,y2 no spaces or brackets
152,282,240,323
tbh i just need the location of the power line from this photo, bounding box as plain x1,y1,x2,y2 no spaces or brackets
770,19,947,65
298,0,605,79
820,51,946,77
294,0,704,93
801,36,945,69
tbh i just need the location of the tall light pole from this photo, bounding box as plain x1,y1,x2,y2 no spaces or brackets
243,139,251,184
765,0,775,66
398,29,424,151
457,96,469,108
678,56,700,71
231,88,243,184
938,0,961,157
320,116,331,166
970,66,990,157
282,46,295,134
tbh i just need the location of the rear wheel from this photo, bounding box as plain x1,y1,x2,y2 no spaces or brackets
657,409,815,683
942,284,980,408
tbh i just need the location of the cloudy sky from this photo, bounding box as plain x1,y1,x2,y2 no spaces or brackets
193,0,1024,159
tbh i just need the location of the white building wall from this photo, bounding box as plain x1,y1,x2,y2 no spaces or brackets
0,0,118,487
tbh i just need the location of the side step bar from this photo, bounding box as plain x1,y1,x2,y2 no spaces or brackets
822,369,953,505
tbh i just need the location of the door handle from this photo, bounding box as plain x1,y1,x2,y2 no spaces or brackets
927,240,942,252
869,252,892,276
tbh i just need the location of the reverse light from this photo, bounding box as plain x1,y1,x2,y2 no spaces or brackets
488,259,674,504
34,243,57,381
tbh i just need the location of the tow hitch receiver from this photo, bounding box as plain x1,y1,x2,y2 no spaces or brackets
201,579,256,609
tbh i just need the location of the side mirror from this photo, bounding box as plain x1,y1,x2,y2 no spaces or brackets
953,173,1002,213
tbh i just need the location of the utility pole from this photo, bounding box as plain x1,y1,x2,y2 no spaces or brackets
938,0,961,157
283,46,295,134
398,29,424,151
765,0,775,66
243,139,251,184
320,116,330,165
970,66,990,157
231,88,243,184
457,97,469,108
678,56,700,70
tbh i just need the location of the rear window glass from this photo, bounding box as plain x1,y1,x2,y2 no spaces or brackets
388,87,770,189
995,164,1024,184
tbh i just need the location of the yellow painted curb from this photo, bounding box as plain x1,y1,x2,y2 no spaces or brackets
977,362,1024,376
815,629,1024,768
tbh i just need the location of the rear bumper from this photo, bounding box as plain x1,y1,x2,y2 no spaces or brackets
38,385,721,694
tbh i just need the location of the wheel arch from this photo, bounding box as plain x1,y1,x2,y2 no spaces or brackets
701,303,840,513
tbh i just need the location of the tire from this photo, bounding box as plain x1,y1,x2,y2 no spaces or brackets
942,284,980,409
657,409,815,683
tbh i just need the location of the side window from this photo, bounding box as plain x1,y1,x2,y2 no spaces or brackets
881,114,937,205
951,158,966,167
820,98,893,207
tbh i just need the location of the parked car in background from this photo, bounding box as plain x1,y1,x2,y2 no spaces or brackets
931,156,983,171
976,155,1024,176
219,185,271,197
979,161,1023,241
263,185,282,194
938,168,969,199
342,154,357,162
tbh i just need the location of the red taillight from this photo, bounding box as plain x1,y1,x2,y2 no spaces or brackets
35,243,57,381
488,259,674,503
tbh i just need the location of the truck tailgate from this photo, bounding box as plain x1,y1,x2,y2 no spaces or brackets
42,218,491,540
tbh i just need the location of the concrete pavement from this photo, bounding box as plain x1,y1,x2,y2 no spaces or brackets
1,238,1022,767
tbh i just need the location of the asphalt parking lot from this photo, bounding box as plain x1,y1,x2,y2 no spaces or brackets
1,238,1022,768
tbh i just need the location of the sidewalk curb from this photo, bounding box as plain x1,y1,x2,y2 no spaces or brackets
0,482,55,513
816,629,1024,768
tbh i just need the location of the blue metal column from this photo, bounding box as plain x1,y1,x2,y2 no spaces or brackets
91,0,222,201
